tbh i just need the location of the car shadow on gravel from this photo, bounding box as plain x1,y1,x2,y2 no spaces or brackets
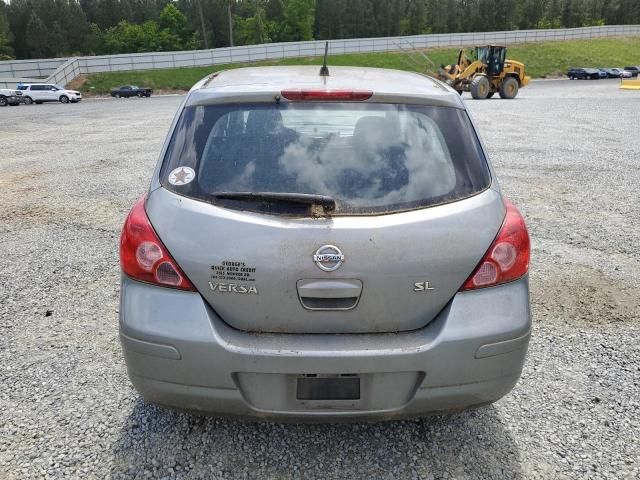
110,399,523,479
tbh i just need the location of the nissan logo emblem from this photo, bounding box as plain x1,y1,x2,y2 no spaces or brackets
313,245,344,272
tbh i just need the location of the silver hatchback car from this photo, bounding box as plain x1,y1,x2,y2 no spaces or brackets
119,66,531,420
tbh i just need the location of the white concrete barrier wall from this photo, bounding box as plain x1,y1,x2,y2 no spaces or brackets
0,25,638,88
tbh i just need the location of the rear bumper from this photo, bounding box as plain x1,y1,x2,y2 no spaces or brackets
119,275,531,420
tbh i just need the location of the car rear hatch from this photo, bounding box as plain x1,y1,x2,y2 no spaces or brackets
146,98,504,334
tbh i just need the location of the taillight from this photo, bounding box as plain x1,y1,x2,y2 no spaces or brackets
461,198,530,291
280,89,373,101
120,197,196,291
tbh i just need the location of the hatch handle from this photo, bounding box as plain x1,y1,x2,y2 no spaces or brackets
297,279,363,299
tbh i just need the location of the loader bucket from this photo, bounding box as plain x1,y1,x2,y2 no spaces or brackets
620,79,640,90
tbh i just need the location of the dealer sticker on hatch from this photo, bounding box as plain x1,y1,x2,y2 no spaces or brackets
209,260,259,295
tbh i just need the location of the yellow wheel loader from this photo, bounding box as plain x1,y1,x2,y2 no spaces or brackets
439,45,530,99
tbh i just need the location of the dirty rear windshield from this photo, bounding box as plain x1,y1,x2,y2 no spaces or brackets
160,103,491,215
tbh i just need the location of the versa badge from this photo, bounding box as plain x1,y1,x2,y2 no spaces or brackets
209,282,258,295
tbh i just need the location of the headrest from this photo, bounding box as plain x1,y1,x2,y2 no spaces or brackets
245,109,284,136
352,116,397,155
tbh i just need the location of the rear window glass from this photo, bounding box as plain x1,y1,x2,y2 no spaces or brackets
160,103,490,215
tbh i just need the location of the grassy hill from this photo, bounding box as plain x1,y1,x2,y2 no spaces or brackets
79,36,640,94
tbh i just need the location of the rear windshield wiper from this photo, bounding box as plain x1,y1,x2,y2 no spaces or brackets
211,192,336,211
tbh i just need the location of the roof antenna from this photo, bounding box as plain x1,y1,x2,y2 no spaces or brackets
319,41,330,76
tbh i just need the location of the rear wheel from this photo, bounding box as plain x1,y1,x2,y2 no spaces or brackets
470,75,491,99
499,76,519,99
59,95,69,104
0,96,7,107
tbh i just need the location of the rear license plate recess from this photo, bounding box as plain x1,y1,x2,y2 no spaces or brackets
296,374,360,401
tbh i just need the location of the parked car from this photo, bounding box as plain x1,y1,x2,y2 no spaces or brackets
110,85,153,98
118,66,532,420
0,88,21,106
604,68,623,78
620,69,633,78
567,67,600,80
597,69,608,79
623,66,639,77
17,84,82,104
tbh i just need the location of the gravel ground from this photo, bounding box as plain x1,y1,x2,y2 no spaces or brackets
0,78,638,479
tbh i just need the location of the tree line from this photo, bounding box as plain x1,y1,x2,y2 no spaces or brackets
0,0,639,60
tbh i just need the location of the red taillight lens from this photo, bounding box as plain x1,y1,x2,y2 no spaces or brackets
281,89,373,101
120,197,196,291
461,198,530,291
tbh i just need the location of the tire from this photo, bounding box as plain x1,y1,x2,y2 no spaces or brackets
0,96,7,107
499,76,519,99
35,101,43,104
137,92,143,98
115,93,121,99
59,95,69,104
486,92,495,99
470,75,491,100
24,96,33,105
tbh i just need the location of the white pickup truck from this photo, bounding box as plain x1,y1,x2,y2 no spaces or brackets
0,88,21,107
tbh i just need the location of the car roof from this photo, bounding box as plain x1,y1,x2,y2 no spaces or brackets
187,66,463,109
